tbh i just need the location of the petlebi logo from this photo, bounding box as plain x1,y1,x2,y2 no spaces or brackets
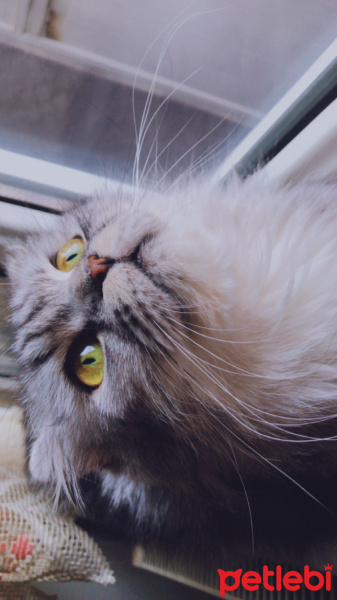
218,563,332,596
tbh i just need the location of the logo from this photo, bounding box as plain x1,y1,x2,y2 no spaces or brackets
218,564,332,596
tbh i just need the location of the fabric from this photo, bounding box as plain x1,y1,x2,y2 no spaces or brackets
0,467,115,585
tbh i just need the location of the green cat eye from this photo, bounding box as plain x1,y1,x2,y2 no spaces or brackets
74,340,104,388
56,238,85,272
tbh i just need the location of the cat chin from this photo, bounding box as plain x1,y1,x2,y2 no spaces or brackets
28,431,75,486
28,428,113,488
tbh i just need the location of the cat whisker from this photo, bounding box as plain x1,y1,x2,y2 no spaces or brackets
154,323,332,518
228,440,255,555
168,345,335,510
173,331,337,429
147,332,230,436
133,8,202,190
133,3,229,192
136,68,202,193
168,312,337,386
231,431,332,514
156,318,337,442
166,315,337,425
164,116,242,193
166,313,280,345
140,112,196,188
151,112,233,193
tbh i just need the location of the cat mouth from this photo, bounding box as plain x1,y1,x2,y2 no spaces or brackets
90,244,181,308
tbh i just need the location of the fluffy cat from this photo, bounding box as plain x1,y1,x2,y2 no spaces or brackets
6,173,337,552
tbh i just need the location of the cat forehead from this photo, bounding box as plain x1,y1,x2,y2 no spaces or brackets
64,192,163,239
30,194,157,247
70,190,154,238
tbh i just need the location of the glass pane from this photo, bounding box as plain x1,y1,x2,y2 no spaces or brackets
0,0,335,193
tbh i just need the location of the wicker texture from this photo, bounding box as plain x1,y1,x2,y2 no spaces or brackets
0,468,115,585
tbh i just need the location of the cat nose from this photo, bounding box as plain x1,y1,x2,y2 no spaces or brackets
88,255,113,285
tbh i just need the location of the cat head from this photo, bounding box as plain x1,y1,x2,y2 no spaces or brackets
6,183,239,498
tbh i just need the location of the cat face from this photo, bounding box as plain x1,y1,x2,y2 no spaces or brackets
7,185,239,496
10,178,337,505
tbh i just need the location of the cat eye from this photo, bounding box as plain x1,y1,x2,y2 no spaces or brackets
56,237,85,272
74,338,104,388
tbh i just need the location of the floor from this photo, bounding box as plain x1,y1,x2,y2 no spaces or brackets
34,539,219,600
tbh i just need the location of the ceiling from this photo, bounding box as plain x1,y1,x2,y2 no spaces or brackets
0,0,336,123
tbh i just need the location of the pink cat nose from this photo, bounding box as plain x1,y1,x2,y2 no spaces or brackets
88,255,111,284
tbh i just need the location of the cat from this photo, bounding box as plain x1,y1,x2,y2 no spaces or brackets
6,171,337,554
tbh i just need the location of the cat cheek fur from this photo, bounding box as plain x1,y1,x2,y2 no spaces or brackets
29,433,57,483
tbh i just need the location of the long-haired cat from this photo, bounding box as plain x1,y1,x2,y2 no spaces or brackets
6,167,337,553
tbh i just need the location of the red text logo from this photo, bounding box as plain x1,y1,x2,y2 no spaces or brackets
218,564,332,596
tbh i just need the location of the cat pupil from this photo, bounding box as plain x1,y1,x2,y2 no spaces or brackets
82,358,96,365
66,253,78,262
